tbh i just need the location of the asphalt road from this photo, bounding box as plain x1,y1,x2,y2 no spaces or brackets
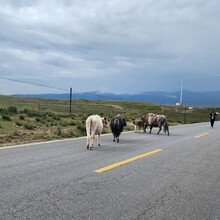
0,122,220,220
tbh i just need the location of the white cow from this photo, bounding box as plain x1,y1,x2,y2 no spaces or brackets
86,115,108,150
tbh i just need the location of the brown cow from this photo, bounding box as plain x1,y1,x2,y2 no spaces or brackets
132,119,145,132
141,113,170,135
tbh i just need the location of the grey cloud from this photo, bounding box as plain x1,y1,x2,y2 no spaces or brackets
0,0,220,94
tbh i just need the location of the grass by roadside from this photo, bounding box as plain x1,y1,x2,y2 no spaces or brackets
0,95,218,147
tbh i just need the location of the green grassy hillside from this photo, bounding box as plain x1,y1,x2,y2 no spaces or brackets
0,95,218,147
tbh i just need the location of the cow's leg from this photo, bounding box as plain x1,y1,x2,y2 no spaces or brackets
157,126,162,135
149,126,153,134
86,136,90,149
117,136,119,143
89,132,94,150
167,127,170,136
113,134,116,142
86,131,91,149
88,136,93,150
97,133,101,146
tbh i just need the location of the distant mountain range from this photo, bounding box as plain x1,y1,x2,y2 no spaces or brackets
14,90,220,107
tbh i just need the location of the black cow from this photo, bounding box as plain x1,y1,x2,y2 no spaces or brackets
110,114,127,143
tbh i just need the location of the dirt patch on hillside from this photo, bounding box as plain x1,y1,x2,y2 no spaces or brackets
106,104,123,109
89,103,123,109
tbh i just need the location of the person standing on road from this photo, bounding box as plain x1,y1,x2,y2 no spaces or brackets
210,110,218,128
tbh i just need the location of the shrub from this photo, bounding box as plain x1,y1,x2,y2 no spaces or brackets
51,121,58,126
45,111,54,117
56,126,62,136
67,129,75,136
60,121,68,127
19,115,25,120
7,106,18,114
23,122,36,130
76,123,86,135
0,108,7,115
2,115,12,121
22,109,43,117
6,130,19,140
15,121,23,127
68,121,76,126
35,117,41,122
52,116,61,121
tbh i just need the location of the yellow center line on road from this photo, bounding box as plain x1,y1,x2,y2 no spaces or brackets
95,148,163,173
194,133,209,138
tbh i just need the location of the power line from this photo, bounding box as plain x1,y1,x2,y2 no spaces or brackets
0,76,69,92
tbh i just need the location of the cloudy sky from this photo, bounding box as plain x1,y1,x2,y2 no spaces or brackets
0,0,220,94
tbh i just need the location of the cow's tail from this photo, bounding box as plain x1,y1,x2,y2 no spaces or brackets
163,118,170,136
86,118,92,137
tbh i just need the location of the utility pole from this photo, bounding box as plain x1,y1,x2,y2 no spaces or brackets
69,87,72,114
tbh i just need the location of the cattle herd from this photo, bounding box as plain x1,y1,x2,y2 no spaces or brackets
86,113,169,150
